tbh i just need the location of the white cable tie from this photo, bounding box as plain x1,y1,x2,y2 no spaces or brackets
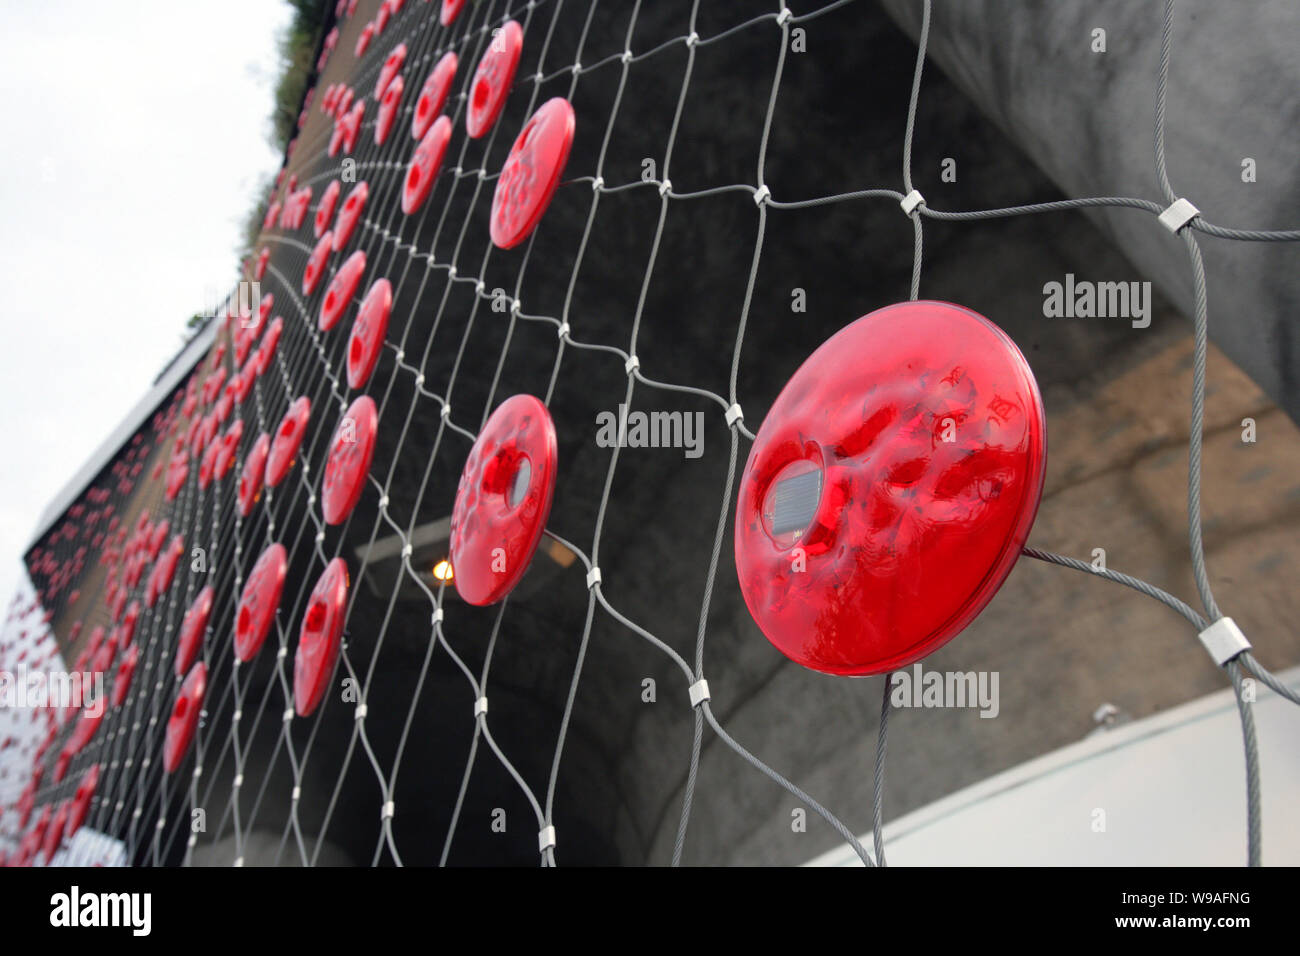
1198,616,1251,666
381,800,395,820
621,50,633,64
538,825,557,852
401,543,413,558
510,298,522,315
724,403,744,427
777,8,793,26
557,321,570,339
659,178,672,197
1158,197,1200,234
355,703,368,720
440,403,451,419
432,607,444,625
752,184,771,206
474,696,489,717
591,175,604,191
688,678,711,708
234,774,244,789
292,786,301,801
685,31,699,47
283,707,294,723
378,494,390,509
900,189,926,215
625,355,640,375
586,566,602,589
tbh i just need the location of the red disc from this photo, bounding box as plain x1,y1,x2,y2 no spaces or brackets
466,20,522,139
320,249,367,331
332,181,369,253
347,279,392,389
176,585,213,678
163,662,207,774
734,300,1048,677
111,643,137,708
375,73,405,145
375,42,407,99
403,115,452,215
413,52,458,139
355,21,374,58
343,100,365,154
491,97,575,249
255,247,270,281
441,0,466,27
315,180,341,238
234,543,287,662
267,397,311,488
322,396,378,525
199,439,219,490
293,558,349,717
237,432,272,517
257,316,283,377
449,395,557,605
374,1,391,34
304,230,333,296
66,764,99,838
42,801,69,862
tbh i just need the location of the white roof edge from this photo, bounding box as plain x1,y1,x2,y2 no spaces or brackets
24,317,221,552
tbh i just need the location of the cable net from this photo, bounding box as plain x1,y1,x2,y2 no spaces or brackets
3,0,1297,867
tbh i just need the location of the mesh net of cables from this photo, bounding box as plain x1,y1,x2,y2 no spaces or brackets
4,0,1298,868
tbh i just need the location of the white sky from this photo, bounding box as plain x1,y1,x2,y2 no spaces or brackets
0,1,295,607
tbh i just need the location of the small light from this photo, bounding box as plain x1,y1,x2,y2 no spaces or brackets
432,560,454,582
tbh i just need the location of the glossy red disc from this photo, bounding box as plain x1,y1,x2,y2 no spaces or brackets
441,0,466,27
347,279,392,389
315,180,341,238
466,20,522,139
304,230,333,296
355,21,374,58
376,43,407,98
234,543,287,662
403,115,451,215
257,316,283,377
332,181,369,252
267,397,311,488
375,73,405,145
449,395,557,605
491,97,575,249
163,662,207,774
111,643,137,708
321,396,378,525
734,300,1047,677
293,558,349,717
320,249,367,330
67,764,99,838
237,432,272,517
413,52,458,139
374,1,391,34
176,585,213,677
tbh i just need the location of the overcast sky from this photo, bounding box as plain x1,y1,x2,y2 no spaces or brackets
0,1,295,606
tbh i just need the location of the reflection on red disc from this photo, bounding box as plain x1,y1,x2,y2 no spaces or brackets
441,0,466,27
491,97,575,249
449,395,557,605
111,643,137,708
315,180,341,238
466,20,522,139
293,558,349,717
304,230,333,296
375,73,405,145
332,181,369,252
234,543,287,662
237,432,271,517
347,279,392,389
176,585,212,677
67,765,99,838
320,249,367,330
163,662,207,774
413,52,458,139
376,42,407,99
734,300,1048,676
266,397,311,488
403,115,451,215
321,396,378,525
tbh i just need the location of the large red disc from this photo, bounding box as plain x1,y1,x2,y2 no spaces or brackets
321,396,378,525
449,395,557,605
237,432,272,517
234,543,287,662
163,662,207,774
347,279,392,389
491,97,575,249
413,52,458,140
315,180,341,238
441,0,466,28
403,115,452,216
176,585,213,677
332,181,369,252
375,42,407,99
266,397,311,488
304,231,333,296
293,558,349,717
375,73,405,145
734,300,1048,676
466,20,522,139
320,249,367,331
111,643,138,708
